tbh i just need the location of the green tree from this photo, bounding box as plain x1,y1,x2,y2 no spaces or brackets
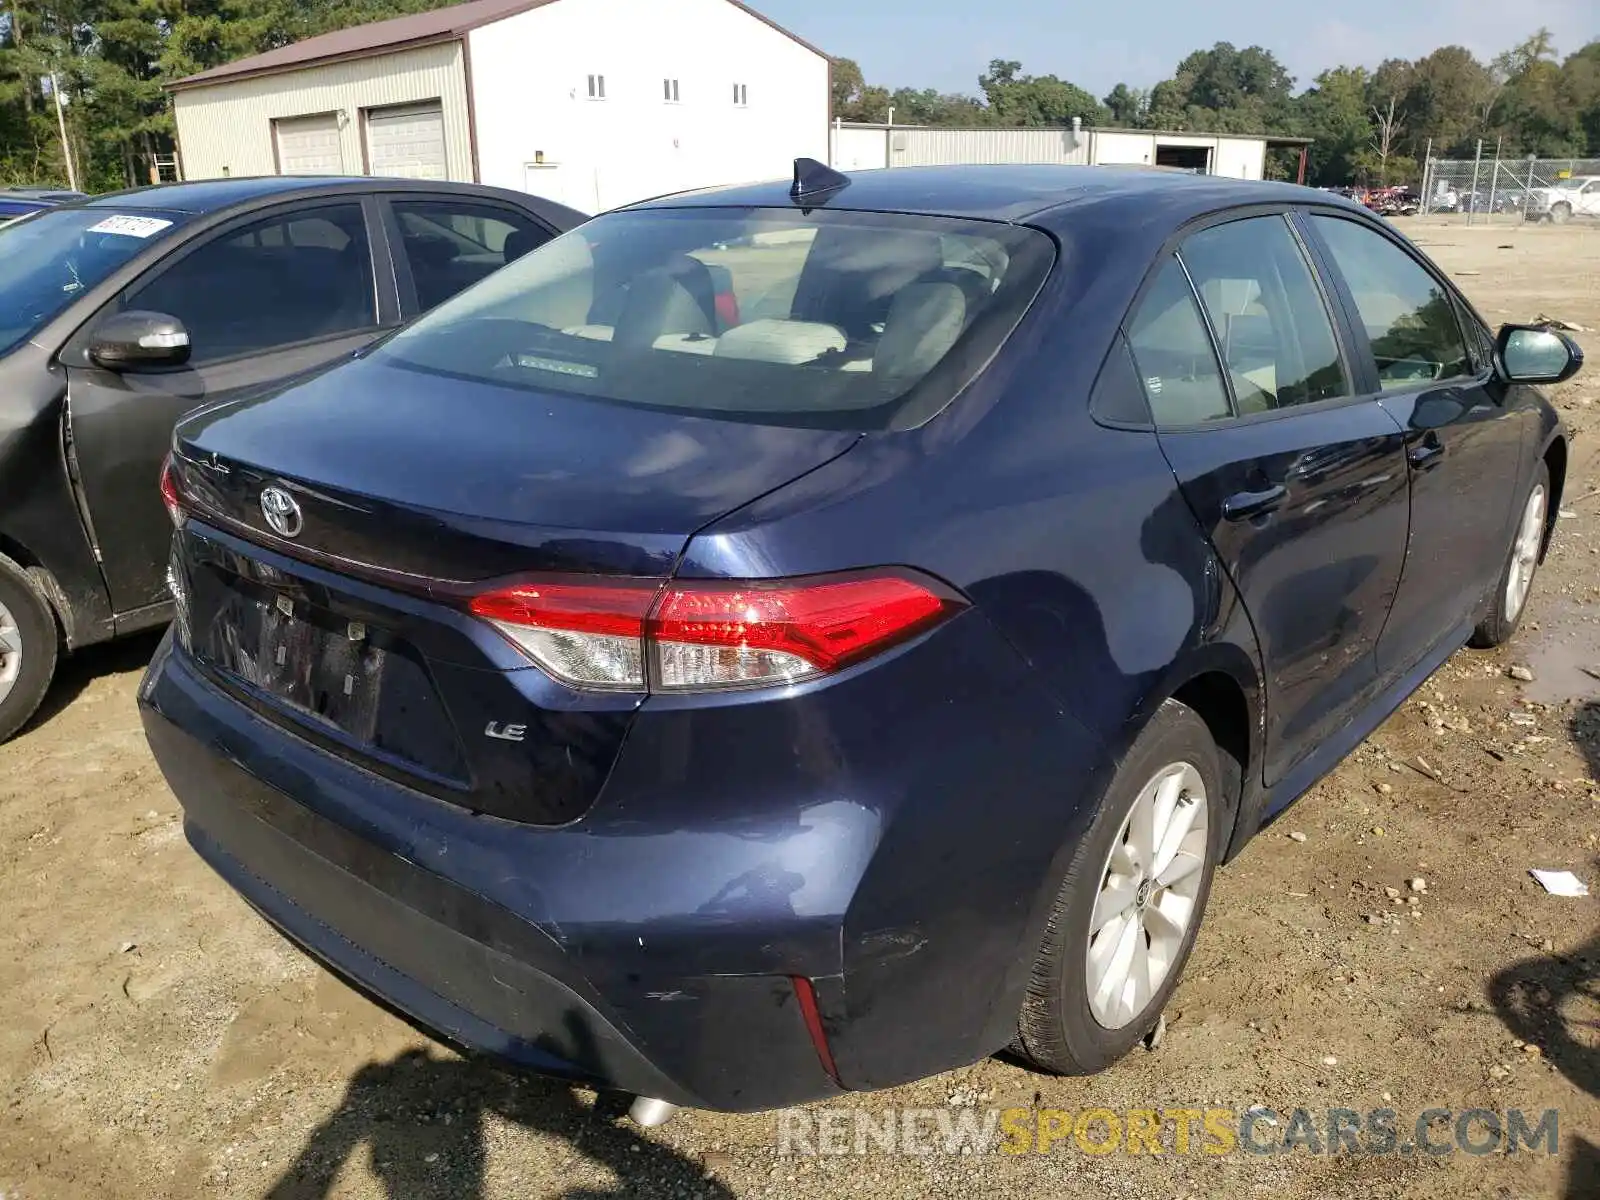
1295,66,1372,184
977,58,1105,127
1495,31,1591,155
1404,45,1492,156
1565,40,1600,153
1144,42,1295,133
1365,59,1412,182
830,56,863,117
1102,82,1144,126
888,86,986,126
828,55,890,121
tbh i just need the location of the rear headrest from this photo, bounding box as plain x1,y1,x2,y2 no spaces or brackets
408,236,456,268
612,266,714,350
791,227,946,335
714,319,846,364
874,282,968,385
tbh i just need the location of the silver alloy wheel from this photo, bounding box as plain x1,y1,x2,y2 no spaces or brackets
1085,761,1209,1030
0,597,21,707
1505,483,1547,622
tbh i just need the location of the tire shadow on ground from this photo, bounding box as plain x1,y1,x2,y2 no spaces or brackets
20,627,165,734
1485,702,1600,1199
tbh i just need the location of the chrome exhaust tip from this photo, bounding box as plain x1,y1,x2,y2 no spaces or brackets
628,1096,679,1127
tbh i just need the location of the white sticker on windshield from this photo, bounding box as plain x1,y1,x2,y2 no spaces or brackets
86,214,173,239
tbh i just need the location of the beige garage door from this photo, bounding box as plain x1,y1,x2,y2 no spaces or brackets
274,113,344,175
365,103,448,180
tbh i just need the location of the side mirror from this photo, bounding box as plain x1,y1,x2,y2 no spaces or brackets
1496,324,1584,385
89,310,192,371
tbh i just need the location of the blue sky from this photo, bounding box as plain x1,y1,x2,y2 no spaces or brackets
755,0,1597,99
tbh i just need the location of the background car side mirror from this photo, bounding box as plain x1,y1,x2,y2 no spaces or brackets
89,310,192,372
1496,324,1584,385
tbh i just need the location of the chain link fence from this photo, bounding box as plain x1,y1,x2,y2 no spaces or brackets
1418,153,1600,222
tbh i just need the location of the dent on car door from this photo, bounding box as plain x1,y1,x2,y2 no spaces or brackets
63,197,397,616
1132,213,1412,787
1301,213,1528,675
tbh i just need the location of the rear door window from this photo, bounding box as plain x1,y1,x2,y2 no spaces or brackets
1177,215,1350,412
376,207,1055,429
1125,257,1232,425
129,203,377,364
389,200,554,311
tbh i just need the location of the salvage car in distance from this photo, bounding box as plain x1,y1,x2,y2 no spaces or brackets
143,163,1578,1116
0,177,585,741
1524,175,1600,223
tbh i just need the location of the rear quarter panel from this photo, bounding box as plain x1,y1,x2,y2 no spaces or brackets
674,203,1266,1082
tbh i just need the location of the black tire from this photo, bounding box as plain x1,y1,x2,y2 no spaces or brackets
1013,698,1224,1074
1550,203,1572,226
1471,462,1551,649
0,552,59,744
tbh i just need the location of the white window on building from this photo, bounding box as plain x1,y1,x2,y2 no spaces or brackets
587,74,606,100
733,83,748,107
663,78,680,103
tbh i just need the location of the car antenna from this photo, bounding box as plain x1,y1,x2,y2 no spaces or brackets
791,157,851,203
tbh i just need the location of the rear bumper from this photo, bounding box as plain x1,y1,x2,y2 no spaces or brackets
141,633,839,1111
183,821,693,1103
141,591,1111,1108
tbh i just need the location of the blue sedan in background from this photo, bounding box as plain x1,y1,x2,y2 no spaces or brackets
141,161,1580,1119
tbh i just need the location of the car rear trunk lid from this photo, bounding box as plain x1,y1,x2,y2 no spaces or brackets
166,357,859,824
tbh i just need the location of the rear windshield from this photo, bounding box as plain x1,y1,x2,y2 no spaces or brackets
377,207,1055,429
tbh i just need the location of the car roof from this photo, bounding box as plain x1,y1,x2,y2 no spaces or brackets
2,187,84,201
636,164,1366,225
75,176,560,216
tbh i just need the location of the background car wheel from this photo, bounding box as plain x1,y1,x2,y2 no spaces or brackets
1550,203,1572,225
1470,463,1550,649
0,552,59,744
1013,698,1224,1075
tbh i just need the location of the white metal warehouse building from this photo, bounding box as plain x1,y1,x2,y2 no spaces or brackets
831,122,1310,182
168,0,831,213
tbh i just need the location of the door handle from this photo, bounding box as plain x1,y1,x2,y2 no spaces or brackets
1222,483,1288,522
1407,438,1446,470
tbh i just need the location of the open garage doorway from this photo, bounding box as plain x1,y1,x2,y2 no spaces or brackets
1155,144,1211,173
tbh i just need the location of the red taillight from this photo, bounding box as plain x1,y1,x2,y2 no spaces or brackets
469,570,962,693
650,575,954,690
159,454,186,529
469,579,659,690
714,288,740,328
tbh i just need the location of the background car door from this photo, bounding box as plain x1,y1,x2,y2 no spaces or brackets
64,198,395,615
1132,213,1412,786
382,197,558,314
1303,213,1528,676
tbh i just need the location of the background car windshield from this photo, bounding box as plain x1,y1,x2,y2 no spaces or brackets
0,207,191,356
378,207,1054,429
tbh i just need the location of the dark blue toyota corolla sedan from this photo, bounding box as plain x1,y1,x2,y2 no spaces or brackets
141,162,1580,1119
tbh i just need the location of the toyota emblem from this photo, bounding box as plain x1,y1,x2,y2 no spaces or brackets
260,486,303,538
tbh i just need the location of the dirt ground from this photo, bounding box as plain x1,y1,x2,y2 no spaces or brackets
3,219,1599,1200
